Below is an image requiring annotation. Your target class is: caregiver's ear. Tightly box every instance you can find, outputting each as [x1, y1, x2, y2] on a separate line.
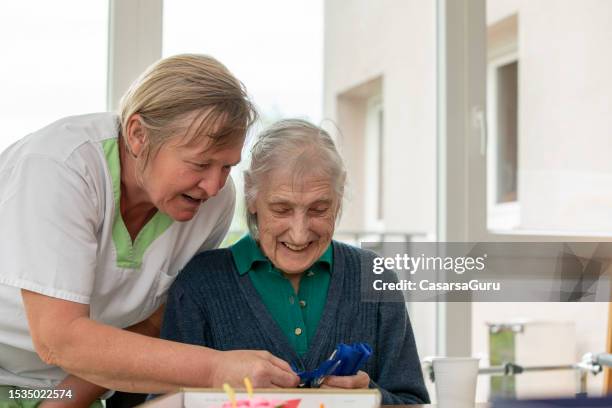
[125, 113, 148, 157]
[247, 201, 257, 214]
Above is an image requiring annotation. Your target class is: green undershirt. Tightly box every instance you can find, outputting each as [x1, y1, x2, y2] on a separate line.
[230, 234, 332, 356]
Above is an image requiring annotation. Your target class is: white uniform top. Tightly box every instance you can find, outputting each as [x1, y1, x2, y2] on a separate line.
[0, 113, 235, 388]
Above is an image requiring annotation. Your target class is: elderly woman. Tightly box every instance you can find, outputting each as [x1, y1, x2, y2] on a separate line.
[160, 119, 430, 405]
[0, 54, 298, 407]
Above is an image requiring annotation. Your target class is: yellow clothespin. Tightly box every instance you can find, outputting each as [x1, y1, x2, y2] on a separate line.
[244, 377, 254, 399]
[223, 383, 237, 408]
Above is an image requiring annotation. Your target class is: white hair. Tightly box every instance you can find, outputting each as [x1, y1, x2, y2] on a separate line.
[244, 119, 347, 239]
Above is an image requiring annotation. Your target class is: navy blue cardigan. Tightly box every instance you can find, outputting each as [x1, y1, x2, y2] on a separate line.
[160, 241, 430, 405]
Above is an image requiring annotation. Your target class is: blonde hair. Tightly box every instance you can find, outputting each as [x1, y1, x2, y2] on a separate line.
[118, 53, 257, 173]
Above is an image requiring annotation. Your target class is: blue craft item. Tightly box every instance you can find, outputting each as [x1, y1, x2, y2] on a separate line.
[333, 343, 372, 376]
[293, 342, 372, 388]
[312, 354, 342, 388]
[293, 357, 338, 388]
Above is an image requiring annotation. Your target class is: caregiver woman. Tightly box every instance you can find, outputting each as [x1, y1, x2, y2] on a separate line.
[0, 54, 299, 404]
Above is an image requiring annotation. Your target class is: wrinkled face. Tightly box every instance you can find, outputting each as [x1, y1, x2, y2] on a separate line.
[142, 136, 243, 222]
[249, 171, 339, 275]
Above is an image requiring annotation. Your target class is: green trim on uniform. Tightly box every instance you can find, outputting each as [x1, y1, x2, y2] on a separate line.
[102, 138, 173, 269]
[230, 234, 332, 356]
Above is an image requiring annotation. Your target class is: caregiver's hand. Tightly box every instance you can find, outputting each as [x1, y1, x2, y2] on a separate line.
[321, 370, 370, 389]
[209, 350, 299, 388]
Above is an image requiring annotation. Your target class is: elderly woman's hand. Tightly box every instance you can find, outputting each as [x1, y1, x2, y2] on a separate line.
[321, 370, 370, 389]
[209, 349, 300, 388]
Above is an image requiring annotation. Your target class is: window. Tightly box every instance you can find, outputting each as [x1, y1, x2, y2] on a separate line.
[162, 0, 323, 242]
[438, 0, 611, 400]
[335, 76, 385, 237]
[162, 0, 323, 124]
[487, 14, 519, 230]
[365, 96, 385, 230]
[0, 1, 108, 152]
[493, 61, 518, 204]
[482, 5, 612, 236]
[463, 1, 612, 400]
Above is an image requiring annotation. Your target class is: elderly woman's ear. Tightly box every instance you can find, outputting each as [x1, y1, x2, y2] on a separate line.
[334, 201, 342, 218]
[124, 113, 148, 157]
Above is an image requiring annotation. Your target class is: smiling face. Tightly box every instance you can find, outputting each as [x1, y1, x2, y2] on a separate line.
[249, 170, 339, 275]
[123, 111, 244, 222]
[140, 137, 243, 222]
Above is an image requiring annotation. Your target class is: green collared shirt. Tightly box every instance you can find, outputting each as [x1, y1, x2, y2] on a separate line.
[230, 234, 332, 356]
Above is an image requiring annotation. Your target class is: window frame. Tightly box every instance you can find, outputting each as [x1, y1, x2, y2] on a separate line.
[106, 0, 163, 110]
[364, 95, 385, 231]
[487, 52, 520, 231]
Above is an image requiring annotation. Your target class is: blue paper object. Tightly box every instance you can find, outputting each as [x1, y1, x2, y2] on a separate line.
[294, 343, 372, 388]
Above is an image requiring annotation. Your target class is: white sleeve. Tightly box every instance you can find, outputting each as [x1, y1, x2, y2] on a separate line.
[197, 176, 236, 253]
[0, 156, 98, 304]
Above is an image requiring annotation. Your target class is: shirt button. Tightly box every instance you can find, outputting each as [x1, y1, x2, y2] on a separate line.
[307, 271, 315, 277]
[289, 296, 295, 304]
[299, 300, 307, 308]
[294, 327, 303, 336]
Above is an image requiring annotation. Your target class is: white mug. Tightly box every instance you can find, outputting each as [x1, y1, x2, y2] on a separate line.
[432, 357, 480, 408]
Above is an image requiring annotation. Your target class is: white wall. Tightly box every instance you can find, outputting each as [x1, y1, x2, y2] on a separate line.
[487, 0, 612, 233]
[324, 0, 438, 364]
[324, 0, 436, 236]
[517, 0, 612, 233]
